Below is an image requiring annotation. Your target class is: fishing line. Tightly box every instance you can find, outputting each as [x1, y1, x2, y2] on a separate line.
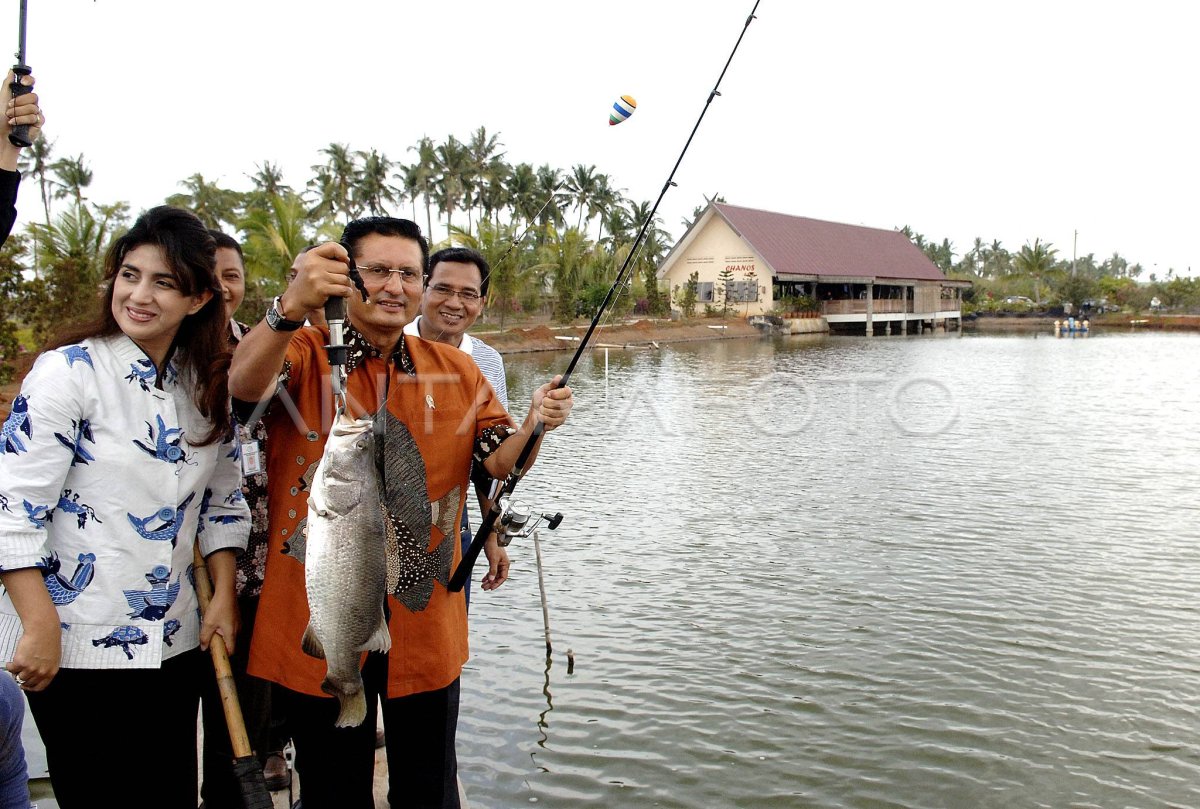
[449, 0, 762, 591]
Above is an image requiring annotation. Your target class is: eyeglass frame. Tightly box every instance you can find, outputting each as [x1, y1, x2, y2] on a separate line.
[357, 265, 423, 286]
[425, 282, 483, 304]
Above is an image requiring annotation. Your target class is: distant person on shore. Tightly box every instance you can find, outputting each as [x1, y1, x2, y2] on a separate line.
[0, 206, 249, 808]
[403, 246, 511, 607]
[1, 70, 45, 244]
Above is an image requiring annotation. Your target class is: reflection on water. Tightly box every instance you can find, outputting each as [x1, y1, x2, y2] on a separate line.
[459, 331, 1200, 809]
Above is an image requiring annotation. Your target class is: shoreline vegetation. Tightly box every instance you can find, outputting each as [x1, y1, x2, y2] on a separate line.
[3, 314, 1196, 419]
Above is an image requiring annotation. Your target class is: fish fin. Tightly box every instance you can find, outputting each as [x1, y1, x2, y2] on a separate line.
[431, 484, 462, 537]
[333, 689, 367, 728]
[300, 623, 326, 660]
[359, 613, 392, 654]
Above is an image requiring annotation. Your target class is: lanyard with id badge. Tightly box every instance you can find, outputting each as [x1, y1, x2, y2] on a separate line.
[239, 423, 263, 477]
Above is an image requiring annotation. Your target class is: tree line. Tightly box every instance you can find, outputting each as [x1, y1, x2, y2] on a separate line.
[0, 126, 676, 381]
[903, 227, 1199, 314]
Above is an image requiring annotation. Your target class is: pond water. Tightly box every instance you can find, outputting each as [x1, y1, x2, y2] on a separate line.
[457, 330, 1200, 809]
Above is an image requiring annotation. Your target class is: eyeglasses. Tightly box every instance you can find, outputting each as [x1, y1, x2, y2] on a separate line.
[427, 283, 482, 303]
[359, 266, 422, 285]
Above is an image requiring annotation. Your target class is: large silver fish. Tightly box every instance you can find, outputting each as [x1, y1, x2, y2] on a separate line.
[301, 413, 390, 727]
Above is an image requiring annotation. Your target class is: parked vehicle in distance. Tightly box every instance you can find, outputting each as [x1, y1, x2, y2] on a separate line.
[1002, 296, 1035, 307]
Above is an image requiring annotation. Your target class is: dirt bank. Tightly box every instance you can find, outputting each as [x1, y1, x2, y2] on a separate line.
[476, 317, 761, 354]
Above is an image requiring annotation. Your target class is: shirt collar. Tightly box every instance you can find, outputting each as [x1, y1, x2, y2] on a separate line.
[344, 322, 415, 376]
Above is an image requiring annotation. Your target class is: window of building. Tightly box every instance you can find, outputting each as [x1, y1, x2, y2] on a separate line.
[697, 282, 715, 303]
[725, 280, 758, 302]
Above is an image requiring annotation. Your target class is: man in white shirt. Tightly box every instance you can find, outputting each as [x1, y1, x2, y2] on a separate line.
[402, 247, 509, 603]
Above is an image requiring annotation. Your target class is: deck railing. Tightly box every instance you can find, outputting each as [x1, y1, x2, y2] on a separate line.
[820, 299, 961, 316]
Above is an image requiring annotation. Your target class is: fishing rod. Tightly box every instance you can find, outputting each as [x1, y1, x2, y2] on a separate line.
[8, 0, 33, 147]
[448, 1, 761, 591]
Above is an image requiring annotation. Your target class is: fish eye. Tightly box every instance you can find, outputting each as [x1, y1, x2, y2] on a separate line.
[355, 439, 368, 450]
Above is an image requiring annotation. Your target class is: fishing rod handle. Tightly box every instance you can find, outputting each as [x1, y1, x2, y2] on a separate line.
[448, 507, 501, 592]
[324, 292, 346, 323]
[8, 65, 32, 148]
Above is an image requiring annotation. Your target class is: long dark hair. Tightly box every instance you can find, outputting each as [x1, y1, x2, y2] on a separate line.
[49, 205, 232, 445]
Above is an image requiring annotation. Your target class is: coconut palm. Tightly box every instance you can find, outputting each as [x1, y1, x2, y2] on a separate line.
[506, 163, 539, 228]
[533, 165, 566, 231]
[467, 126, 505, 232]
[246, 161, 293, 209]
[353, 148, 397, 216]
[165, 173, 243, 231]
[1012, 239, 1058, 305]
[308, 143, 358, 223]
[50, 153, 93, 209]
[239, 190, 314, 299]
[564, 164, 598, 231]
[588, 173, 624, 243]
[477, 158, 511, 233]
[407, 136, 439, 239]
[17, 135, 54, 224]
[432, 136, 472, 244]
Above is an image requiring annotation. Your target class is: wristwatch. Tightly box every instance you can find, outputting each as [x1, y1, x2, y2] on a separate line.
[265, 296, 305, 332]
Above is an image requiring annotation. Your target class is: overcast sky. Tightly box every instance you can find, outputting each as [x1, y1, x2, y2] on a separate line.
[6, 0, 1196, 277]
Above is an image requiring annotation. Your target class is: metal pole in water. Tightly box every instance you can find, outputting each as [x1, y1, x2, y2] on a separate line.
[533, 529, 553, 656]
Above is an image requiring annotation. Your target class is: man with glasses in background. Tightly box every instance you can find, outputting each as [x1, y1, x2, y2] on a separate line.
[404, 247, 510, 608]
[229, 217, 573, 808]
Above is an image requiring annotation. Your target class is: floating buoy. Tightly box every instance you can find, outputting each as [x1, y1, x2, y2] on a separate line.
[609, 95, 637, 125]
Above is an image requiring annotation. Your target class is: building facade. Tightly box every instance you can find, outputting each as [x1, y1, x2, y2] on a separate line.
[658, 202, 970, 335]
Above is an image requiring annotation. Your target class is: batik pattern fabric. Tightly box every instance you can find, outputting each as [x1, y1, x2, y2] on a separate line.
[0, 335, 250, 669]
[230, 321, 271, 599]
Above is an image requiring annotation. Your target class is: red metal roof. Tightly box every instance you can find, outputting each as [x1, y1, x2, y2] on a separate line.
[713, 203, 947, 282]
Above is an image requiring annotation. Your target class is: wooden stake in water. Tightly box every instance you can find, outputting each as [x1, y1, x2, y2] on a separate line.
[533, 529, 553, 657]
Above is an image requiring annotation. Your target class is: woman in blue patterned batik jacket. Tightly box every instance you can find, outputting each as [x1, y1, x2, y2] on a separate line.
[0, 205, 250, 808]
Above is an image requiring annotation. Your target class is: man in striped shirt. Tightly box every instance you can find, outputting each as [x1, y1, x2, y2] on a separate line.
[403, 247, 509, 605]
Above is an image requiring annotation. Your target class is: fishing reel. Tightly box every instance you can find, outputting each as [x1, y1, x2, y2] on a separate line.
[494, 495, 562, 547]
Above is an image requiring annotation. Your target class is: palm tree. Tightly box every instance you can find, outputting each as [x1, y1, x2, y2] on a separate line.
[564, 164, 598, 231]
[588, 173, 624, 243]
[467, 126, 505, 234]
[239, 190, 314, 299]
[50, 154, 93, 209]
[353, 148, 397, 216]
[983, 239, 1010, 278]
[407, 136, 439, 239]
[432, 136, 472, 244]
[247, 161, 292, 202]
[165, 173, 243, 230]
[17, 135, 54, 224]
[1013, 239, 1058, 305]
[477, 158, 511, 233]
[308, 143, 358, 223]
[506, 163, 539, 228]
[395, 161, 423, 224]
[533, 165, 566, 231]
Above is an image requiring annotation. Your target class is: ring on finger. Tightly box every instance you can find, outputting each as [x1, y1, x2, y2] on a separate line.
[13, 674, 25, 686]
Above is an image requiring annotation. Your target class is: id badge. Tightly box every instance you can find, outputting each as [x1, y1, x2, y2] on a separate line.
[240, 438, 263, 477]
